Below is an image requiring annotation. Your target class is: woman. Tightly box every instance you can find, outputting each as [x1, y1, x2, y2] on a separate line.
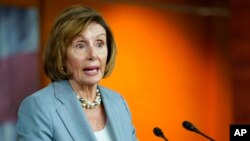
[16, 5, 137, 141]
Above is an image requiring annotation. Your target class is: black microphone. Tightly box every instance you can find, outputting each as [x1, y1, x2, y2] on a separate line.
[182, 121, 215, 141]
[153, 127, 168, 141]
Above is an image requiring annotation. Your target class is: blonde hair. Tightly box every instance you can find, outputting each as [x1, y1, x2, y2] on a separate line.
[44, 5, 116, 81]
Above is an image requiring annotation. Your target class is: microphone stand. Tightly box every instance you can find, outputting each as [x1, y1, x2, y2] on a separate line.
[161, 135, 168, 141]
[196, 130, 215, 141]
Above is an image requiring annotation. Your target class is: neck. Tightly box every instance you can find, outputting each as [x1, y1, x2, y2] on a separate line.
[68, 80, 98, 100]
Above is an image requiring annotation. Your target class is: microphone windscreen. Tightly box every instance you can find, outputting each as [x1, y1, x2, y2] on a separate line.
[182, 121, 197, 132]
[153, 127, 163, 137]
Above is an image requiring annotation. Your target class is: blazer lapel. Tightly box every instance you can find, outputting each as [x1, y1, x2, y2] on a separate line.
[100, 87, 123, 141]
[54, 80, 96, 141]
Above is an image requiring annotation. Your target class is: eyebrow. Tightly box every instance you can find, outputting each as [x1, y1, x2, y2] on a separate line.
[73, 32, 106, 43]
[75, 32, 106, 39]
[96, 33, 106, 38]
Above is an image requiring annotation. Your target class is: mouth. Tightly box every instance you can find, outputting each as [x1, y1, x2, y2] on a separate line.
[83, 66, 100, 75]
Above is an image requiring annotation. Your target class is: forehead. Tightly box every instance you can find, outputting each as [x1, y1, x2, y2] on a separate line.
[79, 22, 106, 37]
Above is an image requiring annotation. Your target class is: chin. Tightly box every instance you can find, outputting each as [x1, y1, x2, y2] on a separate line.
[82, 78, 102, 86]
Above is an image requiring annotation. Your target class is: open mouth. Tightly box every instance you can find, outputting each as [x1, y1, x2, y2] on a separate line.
[83, 66, 99, 75]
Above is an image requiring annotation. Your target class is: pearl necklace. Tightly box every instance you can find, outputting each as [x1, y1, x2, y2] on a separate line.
[77, 88, 102, 109]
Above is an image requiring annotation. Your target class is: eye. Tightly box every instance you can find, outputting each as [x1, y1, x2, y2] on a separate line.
[75, 42, 86, 49]
[96, 40, 105, 48]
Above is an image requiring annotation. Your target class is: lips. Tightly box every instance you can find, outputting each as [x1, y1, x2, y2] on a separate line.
[83, 66, 99, 75]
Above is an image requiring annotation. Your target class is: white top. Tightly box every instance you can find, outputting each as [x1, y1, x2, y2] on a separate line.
[94, 124, 112, 141]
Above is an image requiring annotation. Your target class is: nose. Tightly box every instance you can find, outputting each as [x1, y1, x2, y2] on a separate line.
[87, 46, 97, 61]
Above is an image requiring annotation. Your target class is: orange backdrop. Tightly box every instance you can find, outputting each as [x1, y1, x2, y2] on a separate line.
[98, 4, 232, 141]
[0, 0, 232, 140]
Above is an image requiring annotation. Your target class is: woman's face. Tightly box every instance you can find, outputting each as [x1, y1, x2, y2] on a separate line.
[66, 22, 108, 86]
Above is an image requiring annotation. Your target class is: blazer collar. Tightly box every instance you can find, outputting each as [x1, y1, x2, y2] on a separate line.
[53, 80, 96, 141]
[53, 80, 124, 141]
[99, 87, 121, 141]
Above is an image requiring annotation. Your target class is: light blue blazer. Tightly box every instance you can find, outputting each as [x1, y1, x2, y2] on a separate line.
[16, 80, 137, 141]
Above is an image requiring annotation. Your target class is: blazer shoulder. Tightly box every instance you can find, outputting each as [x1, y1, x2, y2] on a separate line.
[98, 85, 130, 113]
[28, 82, 54, 97]
[98, 85, 123, 99]
[19, 83, 57, 110]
